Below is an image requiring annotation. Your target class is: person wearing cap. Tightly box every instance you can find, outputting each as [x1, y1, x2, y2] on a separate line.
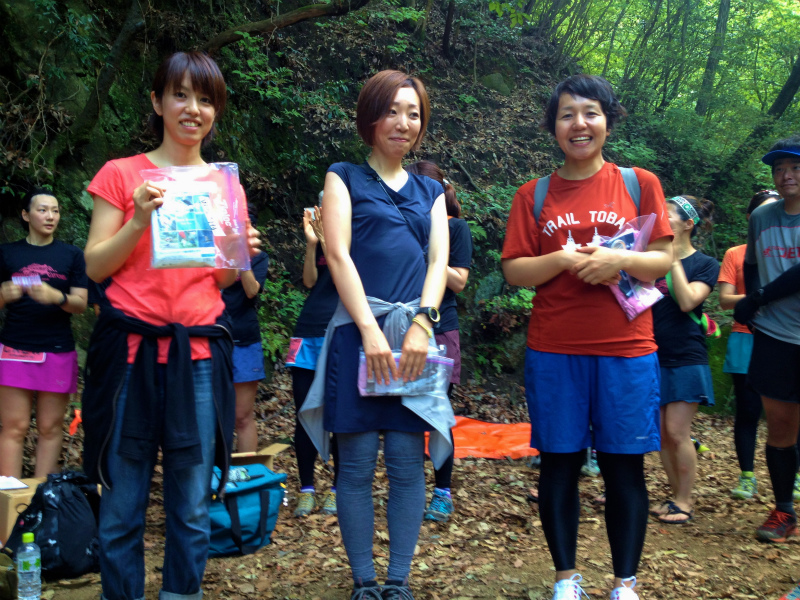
[734, 135, 800, 543]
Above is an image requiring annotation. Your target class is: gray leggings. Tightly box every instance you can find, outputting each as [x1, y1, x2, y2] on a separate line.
[336, 430, 426, 583]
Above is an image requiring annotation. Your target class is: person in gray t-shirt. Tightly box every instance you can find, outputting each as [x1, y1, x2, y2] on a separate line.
[735, 135, 800, 544]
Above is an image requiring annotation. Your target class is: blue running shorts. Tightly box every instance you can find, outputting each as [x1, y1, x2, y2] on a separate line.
[232, 342, 266, 383]
[524, 348, 661, 454]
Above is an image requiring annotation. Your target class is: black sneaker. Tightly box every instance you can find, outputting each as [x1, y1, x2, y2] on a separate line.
[351, 581, 382, 600]
[381, 582, 415, 600]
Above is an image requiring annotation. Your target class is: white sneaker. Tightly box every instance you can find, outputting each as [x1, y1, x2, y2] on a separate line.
[610, 576, 639, 600]
[552, 574, 590, 600]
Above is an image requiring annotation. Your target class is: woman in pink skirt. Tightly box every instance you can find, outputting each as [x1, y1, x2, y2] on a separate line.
[0, 188, 88, 477]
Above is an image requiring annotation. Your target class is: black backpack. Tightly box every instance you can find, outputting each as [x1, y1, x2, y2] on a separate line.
[6, 471, 101, 580]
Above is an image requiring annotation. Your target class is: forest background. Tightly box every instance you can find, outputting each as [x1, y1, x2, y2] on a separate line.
[1, 0, 799, 410]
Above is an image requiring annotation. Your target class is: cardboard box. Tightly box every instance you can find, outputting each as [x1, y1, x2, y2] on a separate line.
[0, 477, 46, 544]
[230, 443, 289, 471]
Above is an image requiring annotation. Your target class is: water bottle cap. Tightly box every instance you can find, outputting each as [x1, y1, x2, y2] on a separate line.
[22, 532, 34, 543]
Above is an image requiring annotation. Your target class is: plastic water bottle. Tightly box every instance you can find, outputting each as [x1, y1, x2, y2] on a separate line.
[16, 532, 41, 600]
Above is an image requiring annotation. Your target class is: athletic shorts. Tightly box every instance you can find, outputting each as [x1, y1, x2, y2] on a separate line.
[285, 337, 324, 370]
[0, 345, 78, 394]
[524, 348, 661, 454]
[434, 329, 461, 384]
[748, 330, 800, 403]
[232, 342, 266, 383]
[659, 364, 715, 407]
[723, 331, 754, 375]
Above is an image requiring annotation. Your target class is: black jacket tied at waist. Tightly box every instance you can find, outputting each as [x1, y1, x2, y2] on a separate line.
[81, 303, 235, 493]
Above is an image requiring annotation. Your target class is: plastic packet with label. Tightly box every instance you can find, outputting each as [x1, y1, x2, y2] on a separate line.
[140, 162, 250, 270]
[598, 213, 663, 320]
[357, 345, 454, 397]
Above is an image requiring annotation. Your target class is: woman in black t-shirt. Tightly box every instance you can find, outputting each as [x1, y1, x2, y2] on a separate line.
[405, 161, 472, 524]
[287, 199, 340, 517]
[651, 195, 718, 524]
[0, 188, 88, 477]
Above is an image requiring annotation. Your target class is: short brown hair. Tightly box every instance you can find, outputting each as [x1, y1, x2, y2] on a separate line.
[148, 52, 227, 146]
[356, 70, 430, 151]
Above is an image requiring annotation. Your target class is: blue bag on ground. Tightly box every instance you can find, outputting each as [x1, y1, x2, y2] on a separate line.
[208, 463, 286, 557]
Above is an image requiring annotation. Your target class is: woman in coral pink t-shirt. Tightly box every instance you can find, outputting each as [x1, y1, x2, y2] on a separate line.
[83, 52, 260, 600]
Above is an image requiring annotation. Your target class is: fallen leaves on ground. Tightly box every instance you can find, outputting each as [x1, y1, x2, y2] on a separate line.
[33, 372, 799, 599]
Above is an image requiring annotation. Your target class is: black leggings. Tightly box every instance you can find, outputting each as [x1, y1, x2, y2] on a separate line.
[539, 451, 648, 578]
[733, 373, 800, 472]
[733, 373, 763, 472]
[292, 367, 339, 489]
[433, 384, 455, 489]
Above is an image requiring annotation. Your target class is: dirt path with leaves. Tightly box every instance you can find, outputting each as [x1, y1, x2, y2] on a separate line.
[42, 373, 798, 600]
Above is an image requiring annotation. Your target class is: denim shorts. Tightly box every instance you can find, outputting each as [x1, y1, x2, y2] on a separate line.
[659, 364, 715, 407]
[232, 342, 265, 383]
[524, 348, 661, 454]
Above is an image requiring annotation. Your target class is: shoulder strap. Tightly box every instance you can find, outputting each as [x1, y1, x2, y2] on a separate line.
[532, 175, 551, 223]
[619, 167, 641, 213]
[532, 167, 641, 224]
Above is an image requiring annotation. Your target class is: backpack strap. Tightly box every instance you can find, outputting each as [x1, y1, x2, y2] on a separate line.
[619, 167, 641, 213]
[532, 175, 551, 224]
[532, 167, 641, 224]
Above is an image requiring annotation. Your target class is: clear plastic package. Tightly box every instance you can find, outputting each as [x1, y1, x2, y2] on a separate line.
[140, 163, 251, 270]
[358, 345, 454, 397]
[598, 213, 663, 320]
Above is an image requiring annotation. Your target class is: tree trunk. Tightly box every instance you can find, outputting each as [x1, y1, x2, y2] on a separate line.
[415, 0, 435, 43]
[442, 0, 455, 58]
[50, 0, 145, 166]
[202, 0, 372, 53]
[695, 0, 730, 116]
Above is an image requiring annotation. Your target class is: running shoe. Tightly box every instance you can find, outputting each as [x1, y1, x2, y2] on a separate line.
[610, 576, 639, 600]
[692, 438, 710, 454]
[294, 491, 316, 517]
[794, 473, 800, 502]
[552, 574, 590, 600]
[780, 584, 800, 600]
[581, 449, 600, 477]
[381, 583, 415, 599]
[731, 472, 758, 499]
[320, 491, 337, 515]
[424, 489, 454, 522]
[756, 509, 797, 543]
[351, 582, 383, 600]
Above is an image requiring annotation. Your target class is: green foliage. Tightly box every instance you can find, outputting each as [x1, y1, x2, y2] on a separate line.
[259, 271, 307, 364]
[458, 94, 479, 105]
[488, 0, 532, 27]
[386, 32, 411, 54]
[368, 0, 426, 23]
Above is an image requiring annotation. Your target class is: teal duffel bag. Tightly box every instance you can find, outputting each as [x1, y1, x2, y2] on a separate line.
[208, 464, 287, 557]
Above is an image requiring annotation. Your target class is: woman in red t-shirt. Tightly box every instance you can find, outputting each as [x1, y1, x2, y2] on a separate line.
[502, 75, 672, 600]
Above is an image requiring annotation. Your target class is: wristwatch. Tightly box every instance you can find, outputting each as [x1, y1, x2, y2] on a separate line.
[58, 291, 68, 306]
[414, 306, 440, 323]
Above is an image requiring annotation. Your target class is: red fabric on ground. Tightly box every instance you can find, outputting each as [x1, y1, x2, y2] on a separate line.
[427, 416, 539, 460]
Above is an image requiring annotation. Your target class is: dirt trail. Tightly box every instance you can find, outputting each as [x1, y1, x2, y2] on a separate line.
[40, 376, 799, 599]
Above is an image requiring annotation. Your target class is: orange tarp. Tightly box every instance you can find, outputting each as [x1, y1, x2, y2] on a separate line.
[426, 416, 539, 460]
